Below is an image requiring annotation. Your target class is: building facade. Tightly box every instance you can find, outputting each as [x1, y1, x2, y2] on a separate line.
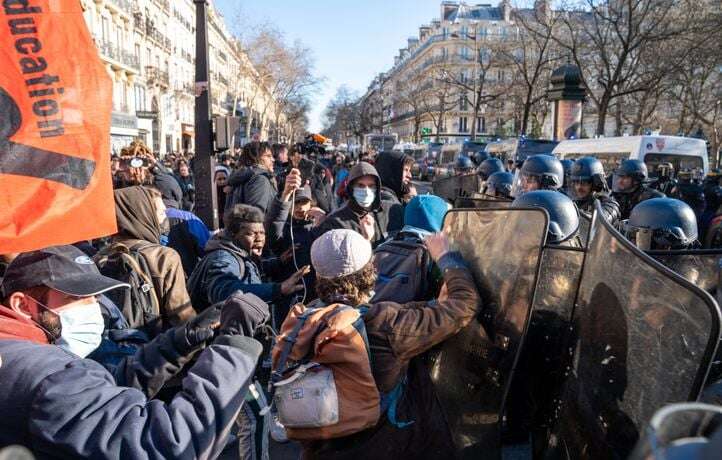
[81, 0, 290, 156]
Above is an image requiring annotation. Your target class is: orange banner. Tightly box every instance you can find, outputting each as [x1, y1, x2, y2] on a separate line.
[0, 0, 115, 253]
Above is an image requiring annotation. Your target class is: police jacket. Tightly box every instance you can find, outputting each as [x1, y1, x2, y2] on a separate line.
[613, 186, 665, 220]
[302, 252, 481, 459]
[576, 192, 621, 224]
[0, 305, 262, 459]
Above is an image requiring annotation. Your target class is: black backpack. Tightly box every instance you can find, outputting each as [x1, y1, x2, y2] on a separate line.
[95, 242, 161, 337]
[370, 235, 432, 304]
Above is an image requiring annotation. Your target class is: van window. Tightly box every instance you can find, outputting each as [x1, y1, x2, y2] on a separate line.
[561, 152, 628, 175]
[643, 154, 703, 178]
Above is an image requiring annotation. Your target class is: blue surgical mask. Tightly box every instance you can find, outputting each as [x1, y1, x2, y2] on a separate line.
[353, 186, 376, 208]
[33, 298, 104, 358]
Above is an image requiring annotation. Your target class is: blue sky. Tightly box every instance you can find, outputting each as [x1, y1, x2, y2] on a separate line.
[214, 0, 445, 133]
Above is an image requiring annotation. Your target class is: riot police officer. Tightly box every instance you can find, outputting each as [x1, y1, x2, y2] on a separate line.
[511, 154, 564, 197]
[483, 171, 514, 199]
[622, 198, 698, 250]
[512, 190, 580, 245]
[477, 158, 505, 181]
[473, 151, 490, 166]
[455, 155, 475, 175]
[568, 157, 621, 223]
[611, 159, 665, 220]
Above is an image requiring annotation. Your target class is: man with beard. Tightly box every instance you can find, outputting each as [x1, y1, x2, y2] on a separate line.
[187, 204, 309, 312]
[0, 245, 268, 459]
[368, 152, 414, 235]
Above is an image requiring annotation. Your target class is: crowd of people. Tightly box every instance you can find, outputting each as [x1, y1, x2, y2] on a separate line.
[2, 134, 722, 459]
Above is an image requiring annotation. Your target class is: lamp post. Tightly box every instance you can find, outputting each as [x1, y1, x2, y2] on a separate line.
[193, 0, 218, 229]
[547, 62, 587, 141]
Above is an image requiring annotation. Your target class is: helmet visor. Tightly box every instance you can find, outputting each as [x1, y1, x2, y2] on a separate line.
[511, 171, 541, 198]
[612, 173, 637, 194]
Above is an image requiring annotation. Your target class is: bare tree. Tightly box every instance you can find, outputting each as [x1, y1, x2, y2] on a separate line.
[420, 60, 459, 142]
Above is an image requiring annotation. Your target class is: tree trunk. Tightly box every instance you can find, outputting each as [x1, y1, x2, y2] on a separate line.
[596, 93, 611, 136]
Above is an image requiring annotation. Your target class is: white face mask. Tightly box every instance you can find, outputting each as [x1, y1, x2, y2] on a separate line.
[353, 186, 376, 208]
[33, 298, 104, 358]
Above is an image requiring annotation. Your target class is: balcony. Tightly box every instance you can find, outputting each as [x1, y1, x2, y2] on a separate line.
[94, 37, 140, 72]
[108, 0, 133, 13]
[145, 66, 169, 88]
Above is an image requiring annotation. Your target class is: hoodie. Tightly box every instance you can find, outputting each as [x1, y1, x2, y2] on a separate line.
[187, 231, 280, 311]
[316, 162, 391, 247]
[374, 152, 412, 234]
[0, 305, 48, 344]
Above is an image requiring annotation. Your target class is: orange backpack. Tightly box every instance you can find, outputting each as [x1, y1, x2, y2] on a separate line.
[271, 302, 380, 440]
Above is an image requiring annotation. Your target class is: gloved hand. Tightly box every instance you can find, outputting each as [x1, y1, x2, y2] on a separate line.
[218, 291, 270, 337]
[174, 304, 221, 354]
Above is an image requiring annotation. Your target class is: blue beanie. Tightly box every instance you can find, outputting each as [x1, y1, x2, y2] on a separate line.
[403, 195, 449, 233]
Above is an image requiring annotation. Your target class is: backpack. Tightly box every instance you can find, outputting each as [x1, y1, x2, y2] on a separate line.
[371, 236, 431, 304]
[271, 302, 412, 440]
[95, 242, 161, 337]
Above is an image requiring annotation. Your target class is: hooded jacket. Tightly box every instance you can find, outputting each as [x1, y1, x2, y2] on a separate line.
[375, 152, 412, 234]
[316, 162, 390, 247]
[187, 231, 281, 311]
[109, 186, 195, 330]
[227, 165, 278, 214]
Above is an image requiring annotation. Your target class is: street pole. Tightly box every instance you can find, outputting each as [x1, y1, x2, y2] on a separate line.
[193, 0, 218, 229]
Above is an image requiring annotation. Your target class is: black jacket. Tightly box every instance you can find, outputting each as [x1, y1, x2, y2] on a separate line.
[316, 162, 391, 247]
[227, 165, 278, 214]
[375, 152, 411, 234]
[576, 192, 621, 224]
[613, 185, 665, 220]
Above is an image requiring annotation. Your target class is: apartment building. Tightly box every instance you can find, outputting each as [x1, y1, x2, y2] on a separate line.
[81, 0, 289, 156]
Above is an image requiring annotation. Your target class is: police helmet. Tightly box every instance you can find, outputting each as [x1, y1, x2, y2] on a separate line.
[511, 154, 564, 197]
[512, 190, 579, 243]
[473, 151, 490, 166]
[484, 171, 514, 199]
[477, 158, 505, 181]
[455, 155, 475, 173]
[613, 159, 648, 193]
[570, 157, 608, 196]
[623, 198, 698, 250]
[560, 159, 574, 183]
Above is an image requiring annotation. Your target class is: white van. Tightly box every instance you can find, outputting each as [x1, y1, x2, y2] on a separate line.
[552, 136, 708, 178]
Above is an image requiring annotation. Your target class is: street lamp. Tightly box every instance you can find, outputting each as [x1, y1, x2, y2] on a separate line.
[193, 0, 218, 229]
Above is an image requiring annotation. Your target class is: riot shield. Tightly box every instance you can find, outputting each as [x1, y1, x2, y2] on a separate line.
[454, 194, 512, 209]
[430, 208, 548, 459]
[547, 202, 721, 460]
[432, 173, 481, 203]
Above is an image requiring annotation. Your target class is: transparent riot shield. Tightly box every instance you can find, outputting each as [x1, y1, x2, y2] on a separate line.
[454, 195, 512, 209]
[646, 249, 722, 386]
[547, 202, 721, 460]
[432, 173, 481, 203]
[429, 208, 548, 459]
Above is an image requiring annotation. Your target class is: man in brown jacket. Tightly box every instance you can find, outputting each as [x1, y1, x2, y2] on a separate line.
[100, 186, 196, 335]
[285, 228, 481, 459]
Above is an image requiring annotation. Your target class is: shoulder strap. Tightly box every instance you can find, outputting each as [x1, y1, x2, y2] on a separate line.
[272, 306, 320, 382]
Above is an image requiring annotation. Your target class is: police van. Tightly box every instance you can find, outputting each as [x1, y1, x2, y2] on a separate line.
[552, 135, 709, 178]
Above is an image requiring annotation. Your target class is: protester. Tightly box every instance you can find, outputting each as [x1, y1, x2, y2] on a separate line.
[97, 186, 195, 336]
[273, 143, 290, 192]
[310, 163, 337, 214]
[174, 159, 196, 211]
[272, 229, 481, 459]
[0, 245, 268, 459]
[215, 166, 231, 227]
[316, 162, 391, 246]
[374, 151, 415, 234]
[227, 141, 278, 214]
[187, 204, 309, 312]
[289, 143, 316, 184]
[153, 173, 211, 276]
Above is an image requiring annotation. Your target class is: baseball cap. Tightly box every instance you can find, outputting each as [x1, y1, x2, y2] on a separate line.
[294, 186, 313, 203]
[1, 245, 129, 298]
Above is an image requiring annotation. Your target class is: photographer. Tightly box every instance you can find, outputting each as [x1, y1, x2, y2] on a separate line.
[226, 142, 278, 214]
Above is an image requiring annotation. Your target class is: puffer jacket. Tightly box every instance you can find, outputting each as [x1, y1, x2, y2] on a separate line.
[227, 165, 278, 214]
[0, 304, 263, 459]
[300, 252, 481, 459]
[187, 231, 281, 311]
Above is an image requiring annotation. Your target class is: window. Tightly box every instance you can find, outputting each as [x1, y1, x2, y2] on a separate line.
[460, 26, 468, 38]
[459, 46, 470, 58]
[477, 117, 485, 133]
[459, 96, 468, 111]
[101, 16, 110, 41]
[442, 27, 449, 39]
[458, 117, 468, 133]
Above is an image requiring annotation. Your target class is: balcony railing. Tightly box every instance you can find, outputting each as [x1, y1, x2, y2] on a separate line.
[95, 37, 140, 71]
[145, 66, 169, 87]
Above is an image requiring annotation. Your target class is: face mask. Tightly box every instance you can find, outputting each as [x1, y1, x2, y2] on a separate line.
[33, 298, 104, 358]
[353, 187, 376, 208]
